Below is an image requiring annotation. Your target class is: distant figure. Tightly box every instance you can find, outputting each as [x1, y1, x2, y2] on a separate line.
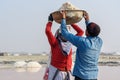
[60, 11, 103, 80]
[44, 13, 84, 80]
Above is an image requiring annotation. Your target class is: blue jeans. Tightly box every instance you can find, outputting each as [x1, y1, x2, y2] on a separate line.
[75, 76, 97, 80]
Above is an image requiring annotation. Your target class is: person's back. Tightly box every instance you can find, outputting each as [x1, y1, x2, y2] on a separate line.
[73, 36, 102, 79]
[60, 11, 103, 80]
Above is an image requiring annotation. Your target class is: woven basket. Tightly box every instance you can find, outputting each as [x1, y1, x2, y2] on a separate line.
[51, 10, 84, 25]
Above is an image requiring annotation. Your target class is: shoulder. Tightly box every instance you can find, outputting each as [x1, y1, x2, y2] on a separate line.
[97, 37, 103, 43]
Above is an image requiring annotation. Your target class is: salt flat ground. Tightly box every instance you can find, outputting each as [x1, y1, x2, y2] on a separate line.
[0, 55, 120, 80]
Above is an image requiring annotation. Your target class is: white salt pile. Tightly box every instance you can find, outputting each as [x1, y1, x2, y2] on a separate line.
[52, 2, 84, 24]
[58, 2, 80, 10]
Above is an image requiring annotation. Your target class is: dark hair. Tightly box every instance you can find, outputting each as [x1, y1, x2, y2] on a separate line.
[87, 22, 100, 37]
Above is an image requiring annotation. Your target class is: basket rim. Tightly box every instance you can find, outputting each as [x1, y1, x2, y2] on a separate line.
[51, 10, 85, 14]
[51, 10, 85, 24]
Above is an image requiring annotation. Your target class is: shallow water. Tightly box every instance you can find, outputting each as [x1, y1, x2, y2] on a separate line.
[98, 66, 120, 80]
[0, 67, 44, 80]
[0, 66, 120, 80]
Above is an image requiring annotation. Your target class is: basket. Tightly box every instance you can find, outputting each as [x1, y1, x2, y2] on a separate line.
[51, 10, 84, 25]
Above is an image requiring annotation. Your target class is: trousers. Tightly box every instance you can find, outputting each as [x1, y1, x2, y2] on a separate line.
[48, 65, 72, 80]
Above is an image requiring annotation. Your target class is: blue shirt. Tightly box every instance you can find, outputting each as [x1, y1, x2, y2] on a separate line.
[61, 19, 103, 79]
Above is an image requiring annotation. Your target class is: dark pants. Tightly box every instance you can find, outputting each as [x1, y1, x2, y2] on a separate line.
[75, 76, 97, 80]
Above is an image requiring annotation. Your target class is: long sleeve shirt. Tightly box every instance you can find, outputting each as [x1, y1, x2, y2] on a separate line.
[45, 21, 84, 71]
[61, 19, 103, 79]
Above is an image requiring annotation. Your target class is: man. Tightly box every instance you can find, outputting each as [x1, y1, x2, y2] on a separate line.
[44, 14, 84, 80]
[60, 11, 103, 80]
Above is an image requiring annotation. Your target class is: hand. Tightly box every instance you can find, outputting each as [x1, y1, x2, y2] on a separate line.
[48, 14, 53, 22]
[60, 10, 66, 19]
[83, 11, 89, 21]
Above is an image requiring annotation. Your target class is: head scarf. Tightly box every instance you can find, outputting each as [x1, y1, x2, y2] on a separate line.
[55, 27, 72, 56]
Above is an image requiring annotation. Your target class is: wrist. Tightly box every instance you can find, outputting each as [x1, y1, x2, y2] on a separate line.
[62, 16, 66, 19]
[62, 14, 66, 19]
[85, 20, 90, 26]
[48, 21, 53, 23]
[62, 17, 65, 19]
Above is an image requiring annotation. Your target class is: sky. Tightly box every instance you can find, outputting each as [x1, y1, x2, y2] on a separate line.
[0, 0, 120, 53]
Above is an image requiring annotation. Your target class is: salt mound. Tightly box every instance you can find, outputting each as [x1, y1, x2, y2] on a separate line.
[58, 2, 79, 10]
[52, 2, 84, 24]
[26, 61, 42, 68]
[14, 61, 27, 68]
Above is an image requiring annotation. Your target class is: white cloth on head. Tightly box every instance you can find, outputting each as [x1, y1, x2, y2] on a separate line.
[55, 26, 71, 38]
[60, 41, 72, 55]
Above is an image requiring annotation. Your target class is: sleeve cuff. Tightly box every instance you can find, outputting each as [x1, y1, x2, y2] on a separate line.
[85, 20, 90, 26]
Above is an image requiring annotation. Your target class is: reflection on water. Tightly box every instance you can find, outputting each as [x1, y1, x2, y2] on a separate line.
[14, 68, 26, 72]
[0, 66, 120, 80]
[26, 67, 41, 72]
[14, 67, 41, 72]
[0, 67, 45, 80]
[98, 66, 120, 80]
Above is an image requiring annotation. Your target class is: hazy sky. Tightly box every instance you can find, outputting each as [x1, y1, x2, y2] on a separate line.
[0, 0, 120, 53]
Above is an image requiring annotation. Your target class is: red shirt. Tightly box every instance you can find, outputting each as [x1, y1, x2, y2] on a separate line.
[45, 22, 84, 71]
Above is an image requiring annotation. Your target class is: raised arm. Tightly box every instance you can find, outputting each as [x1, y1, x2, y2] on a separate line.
[60, 11, 84, 47]
[45, 14, 56, 46]
[83, 11, 90, 26]
[71, 24, 84, 36]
